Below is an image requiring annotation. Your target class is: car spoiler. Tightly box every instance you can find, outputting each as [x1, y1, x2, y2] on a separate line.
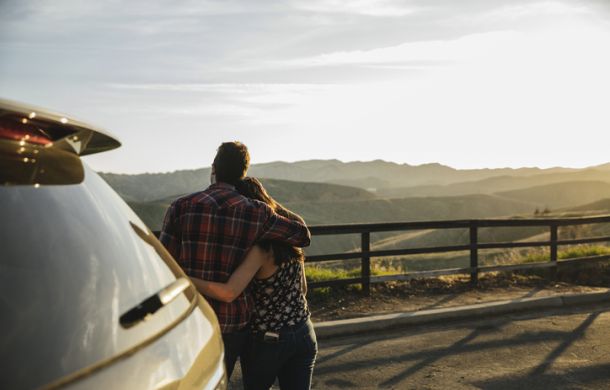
[0, 98, 121, 156]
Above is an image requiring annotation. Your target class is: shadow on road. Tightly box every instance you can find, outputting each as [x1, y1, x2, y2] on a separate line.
[420, 293, 461, 310]
[380, 325, 492, 387]
[420, 285, 547, 312]
[317, 327, 559, 376]
[474, 362, 610, 389]
[316, 338, 375, 365]
[316, 308, 606, 388]
[529, 312, 600, 377]
[522, 285, 545, 299]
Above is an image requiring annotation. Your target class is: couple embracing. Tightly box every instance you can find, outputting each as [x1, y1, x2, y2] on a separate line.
[160, 142, 316, 390]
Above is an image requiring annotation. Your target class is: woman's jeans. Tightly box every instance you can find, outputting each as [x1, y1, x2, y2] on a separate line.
[242, 319, 317, 390]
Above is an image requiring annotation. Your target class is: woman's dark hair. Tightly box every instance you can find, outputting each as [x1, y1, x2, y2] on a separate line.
[213, 141, 250, 185]
[235, 177, 304, 265]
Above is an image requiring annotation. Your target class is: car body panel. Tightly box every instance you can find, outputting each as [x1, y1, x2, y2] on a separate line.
[0, 163, 225, 389]
[63, 296, 225, 390]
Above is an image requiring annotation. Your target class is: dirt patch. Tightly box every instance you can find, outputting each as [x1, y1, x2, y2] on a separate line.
[308, 273, 608, 322]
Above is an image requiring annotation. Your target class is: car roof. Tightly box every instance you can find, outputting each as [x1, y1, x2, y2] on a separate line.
[0, 98, 121, 156]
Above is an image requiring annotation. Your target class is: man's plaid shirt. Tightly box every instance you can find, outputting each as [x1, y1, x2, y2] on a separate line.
[159, 182, 311, 333]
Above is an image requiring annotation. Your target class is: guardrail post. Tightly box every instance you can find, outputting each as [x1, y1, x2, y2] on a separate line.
[361, 231, 371, 296]
[550, 223, 558, 280]
[470, 222, 478, 286]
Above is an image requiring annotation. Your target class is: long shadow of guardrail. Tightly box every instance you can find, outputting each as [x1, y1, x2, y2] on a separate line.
[473, 362, 610, 389]
[315, 308, 604, 388]
[473, 312, 604, 389]
[317, 285, 554, 371]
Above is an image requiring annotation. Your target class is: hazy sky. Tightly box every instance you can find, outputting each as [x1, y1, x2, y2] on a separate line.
[1, 0, 610, 173]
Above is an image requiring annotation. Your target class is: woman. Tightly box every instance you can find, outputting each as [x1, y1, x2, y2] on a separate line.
[197, 177, 317, 390]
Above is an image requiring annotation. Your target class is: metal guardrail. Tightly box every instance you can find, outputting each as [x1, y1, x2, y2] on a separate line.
[154, 215, 610, 295]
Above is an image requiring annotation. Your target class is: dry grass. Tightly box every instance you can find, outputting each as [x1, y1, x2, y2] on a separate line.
[305, 246, 610, 307]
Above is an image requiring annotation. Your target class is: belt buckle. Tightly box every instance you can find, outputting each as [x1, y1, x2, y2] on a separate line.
[263, 331, 280, 343]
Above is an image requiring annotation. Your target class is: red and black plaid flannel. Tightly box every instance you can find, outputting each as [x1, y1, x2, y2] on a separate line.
[159, 182, 311, 333]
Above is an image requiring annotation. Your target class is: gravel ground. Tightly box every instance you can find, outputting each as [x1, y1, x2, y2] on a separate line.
[308, 275, 608, 322]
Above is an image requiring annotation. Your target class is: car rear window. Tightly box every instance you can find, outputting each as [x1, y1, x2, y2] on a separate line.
[0, 164, 195, 389]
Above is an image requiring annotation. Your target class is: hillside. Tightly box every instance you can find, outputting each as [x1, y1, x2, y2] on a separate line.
[259, 178, 376, 203]
[285, 194, 535, 226]
[496, 181, 610, 209]
[101, 168, 210, 202]
[126, 178, 378, 231]
[286, 194, 536, 254]
[377, 169, 610, 199]
[567, 198, 610, 214]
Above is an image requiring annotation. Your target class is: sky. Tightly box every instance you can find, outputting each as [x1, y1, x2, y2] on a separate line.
[1, 0, 610, 174]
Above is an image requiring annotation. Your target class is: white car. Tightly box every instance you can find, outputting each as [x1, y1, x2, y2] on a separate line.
[0, 99, 227, 389]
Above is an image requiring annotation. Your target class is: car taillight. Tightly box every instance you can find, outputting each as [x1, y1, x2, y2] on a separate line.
[0, 113, 76, 146]
[0, 123, 52, 145]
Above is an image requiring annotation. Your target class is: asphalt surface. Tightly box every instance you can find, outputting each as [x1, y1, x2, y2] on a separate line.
[310, 301, 610, 389]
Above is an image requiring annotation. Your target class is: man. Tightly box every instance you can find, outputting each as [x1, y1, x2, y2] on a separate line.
[159, 141, 311, 378]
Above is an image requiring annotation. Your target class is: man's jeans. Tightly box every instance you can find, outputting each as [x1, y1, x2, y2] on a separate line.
[241, 319, 317, 390]
[222, 328, 249, 379]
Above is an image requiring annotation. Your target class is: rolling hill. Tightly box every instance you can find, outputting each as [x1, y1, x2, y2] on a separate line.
[285, 194, 535, 226]
[377, 169, 610, 199]
[101, 168, 210, 202]
[259, 178, 376, 203]
[566, 198, 610, 214]
[286, 194, 536, 254]
[496, 181, 610, 209]
[126, 178, 379, 232]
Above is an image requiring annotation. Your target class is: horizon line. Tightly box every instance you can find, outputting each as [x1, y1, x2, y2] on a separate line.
[91, 158, 609, 176]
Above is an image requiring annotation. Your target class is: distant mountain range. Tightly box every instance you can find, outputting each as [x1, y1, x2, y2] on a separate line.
[246, 159, 577, 189]
[101, 159, 602, 202]
[496, 181, 610, 209]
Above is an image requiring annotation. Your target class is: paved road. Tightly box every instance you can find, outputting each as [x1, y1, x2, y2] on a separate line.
[309, 302, 610, 389]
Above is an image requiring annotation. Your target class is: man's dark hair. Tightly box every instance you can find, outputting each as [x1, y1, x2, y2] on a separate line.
[213, 141, 250, 185]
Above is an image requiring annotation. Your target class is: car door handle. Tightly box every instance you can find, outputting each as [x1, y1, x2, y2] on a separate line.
[120, 277, 190, 328]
